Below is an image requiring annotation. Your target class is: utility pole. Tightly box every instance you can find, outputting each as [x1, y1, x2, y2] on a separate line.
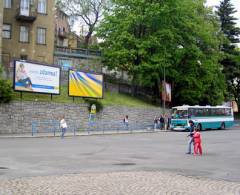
[163, 65, 166, 115]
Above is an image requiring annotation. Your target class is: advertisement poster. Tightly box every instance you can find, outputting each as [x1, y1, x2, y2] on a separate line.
[14, 60, 60, 94]
[162, 81, 171, 102]
[69, 70, 103, 98]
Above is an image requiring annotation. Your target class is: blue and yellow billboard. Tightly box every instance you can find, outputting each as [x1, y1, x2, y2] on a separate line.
[68, 70, 103, 98]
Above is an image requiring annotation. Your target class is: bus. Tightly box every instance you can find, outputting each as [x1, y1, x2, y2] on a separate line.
[170, 105, 234, 131]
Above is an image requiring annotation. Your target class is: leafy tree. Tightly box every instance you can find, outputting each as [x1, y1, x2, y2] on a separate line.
[98, 0, 225, 105]
[56, 0, 110, 48]
[0, 64, 12, 103]
[216, 0, 240, 106]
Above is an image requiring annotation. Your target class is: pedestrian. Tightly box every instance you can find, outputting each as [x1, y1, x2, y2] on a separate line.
[123, 115, 129, 130]
[60, 116, 67, 138]
[160, 115, 165, 130]
[186, 120, 194, 154]
[154, 116, 158, 130]
[193, 128, 203, 156]
[167, 114, 171, 130]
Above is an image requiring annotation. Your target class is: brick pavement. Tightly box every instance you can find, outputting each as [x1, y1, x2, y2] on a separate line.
[0, 171, 240, 195]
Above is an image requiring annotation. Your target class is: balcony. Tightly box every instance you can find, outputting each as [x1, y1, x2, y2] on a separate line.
[58, 30, 68, 38]
[54, 46, 102, 59]
[16, 6, 37, 22]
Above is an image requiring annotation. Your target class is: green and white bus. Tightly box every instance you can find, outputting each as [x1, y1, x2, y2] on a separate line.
[170, 105, 234, 131]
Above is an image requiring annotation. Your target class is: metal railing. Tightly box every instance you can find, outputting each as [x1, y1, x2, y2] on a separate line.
[54, 46, 101, 57]
[31, 120, 155, 136]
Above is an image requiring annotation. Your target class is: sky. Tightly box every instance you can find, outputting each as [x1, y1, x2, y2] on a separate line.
[206, 0, 240, 27]
[73, 0, 240, 35]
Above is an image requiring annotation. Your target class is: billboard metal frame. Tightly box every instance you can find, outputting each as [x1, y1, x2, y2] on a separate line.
[68, 69, 104, 99]
[13, 60, 61, 95]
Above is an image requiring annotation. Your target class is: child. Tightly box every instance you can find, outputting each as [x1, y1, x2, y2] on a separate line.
[193, 128, 202, 155]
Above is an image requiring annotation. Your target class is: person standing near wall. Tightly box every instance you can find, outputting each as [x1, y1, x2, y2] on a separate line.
[60, 116, 67, 138]
[160, 115, 165, 130]
[123, 115, 129, 130]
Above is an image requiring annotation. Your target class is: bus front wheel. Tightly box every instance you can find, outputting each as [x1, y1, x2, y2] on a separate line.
[197, 124, 202, 131]
[220, 122, 225, 130]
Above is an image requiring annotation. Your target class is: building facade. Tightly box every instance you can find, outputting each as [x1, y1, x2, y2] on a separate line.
[0, 1, 3, 65]
[55, 8, 70, 47]
[2, 0, 55, 70]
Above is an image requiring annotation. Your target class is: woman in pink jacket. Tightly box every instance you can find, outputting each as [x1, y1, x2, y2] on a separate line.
[193, 128, 202, 156]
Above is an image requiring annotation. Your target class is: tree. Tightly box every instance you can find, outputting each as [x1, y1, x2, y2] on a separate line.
[56, 0, 110, 48]
[98, 0, 226, 105]
[216, 0, 240, 106]
[0, 64, 12, 103]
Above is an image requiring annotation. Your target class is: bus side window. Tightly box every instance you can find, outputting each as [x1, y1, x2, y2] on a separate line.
[225, 108, 231, 116]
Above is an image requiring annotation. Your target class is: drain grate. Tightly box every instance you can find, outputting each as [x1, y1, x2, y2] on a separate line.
[113, 163, 136, 166]
[0, 167, 8, 170]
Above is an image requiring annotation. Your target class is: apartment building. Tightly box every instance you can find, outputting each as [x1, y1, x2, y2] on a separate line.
[0, 1, 3, 65]
[55, 8, 70, 47]
[2, 0, 55, 69]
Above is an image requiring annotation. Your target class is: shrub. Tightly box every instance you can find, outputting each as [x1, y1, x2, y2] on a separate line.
[84, 98, 103, 113]
[0, 79, 13, 103]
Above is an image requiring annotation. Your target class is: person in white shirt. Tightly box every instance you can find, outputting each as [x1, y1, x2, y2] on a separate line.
[123, 115, 129, 130]
[60, 116, 67, 138]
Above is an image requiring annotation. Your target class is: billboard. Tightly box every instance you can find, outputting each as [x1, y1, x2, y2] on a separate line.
[69, 70, 103, 98]
[14, 60, 60, 94]
[162, 81, 171, 102]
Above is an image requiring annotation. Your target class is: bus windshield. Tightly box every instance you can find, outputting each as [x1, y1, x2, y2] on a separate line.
[171, 109, 188, 119]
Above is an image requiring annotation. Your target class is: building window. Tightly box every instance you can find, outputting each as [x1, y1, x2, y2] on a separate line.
[37, 27, 46, 44]
[4, 0, 11, 8]
[20, 55, 28, 60]
[3, 24, 11, 39]
[38, 0, 47, 14]
[20, 26, 29, 43]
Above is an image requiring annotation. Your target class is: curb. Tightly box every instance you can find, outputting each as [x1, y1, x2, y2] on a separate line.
[0, 129, 172, 139]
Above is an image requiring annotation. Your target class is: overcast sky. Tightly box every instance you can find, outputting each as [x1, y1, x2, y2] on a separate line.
[74, 0, 240, 35]
[206, 0, 240, 27]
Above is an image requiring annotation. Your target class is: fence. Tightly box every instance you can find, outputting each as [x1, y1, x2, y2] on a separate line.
[31, 120, 155, 136]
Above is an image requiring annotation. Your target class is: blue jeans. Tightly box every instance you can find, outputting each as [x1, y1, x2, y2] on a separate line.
[61, 128, 66, 138]
[188, 138, 194, 153]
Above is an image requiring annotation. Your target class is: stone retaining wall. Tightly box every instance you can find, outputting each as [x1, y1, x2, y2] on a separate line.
[0, 101, 166, 134]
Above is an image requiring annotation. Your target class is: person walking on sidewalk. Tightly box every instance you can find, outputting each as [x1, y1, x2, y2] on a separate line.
[60, 116, 67, 138]
[186, 120, 194, 154]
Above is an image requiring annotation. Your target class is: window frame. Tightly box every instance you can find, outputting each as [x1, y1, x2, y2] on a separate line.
[36, 27, 47, 45]
[4, 0, 12, 9]
[19, 25, 30, 43]
[3, 23, 12, 39]
[37, 0, 47, 14]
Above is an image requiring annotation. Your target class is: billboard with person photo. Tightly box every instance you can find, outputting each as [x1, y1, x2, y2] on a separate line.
[14, 60, 60, 94]
[162, 81, 171, 102]
[68, 70, 103, 98]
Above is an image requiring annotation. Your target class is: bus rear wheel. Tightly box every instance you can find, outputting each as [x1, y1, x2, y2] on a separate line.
[220, 122, 225, 130]
[197, 124, 202, 131]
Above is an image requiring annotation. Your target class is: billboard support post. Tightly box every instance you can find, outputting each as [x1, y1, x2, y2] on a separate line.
[20, 92, 23, 100]
[51, 94, 53, 101]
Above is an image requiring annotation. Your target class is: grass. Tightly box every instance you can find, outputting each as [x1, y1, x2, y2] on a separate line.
[12, 85, 157, 108]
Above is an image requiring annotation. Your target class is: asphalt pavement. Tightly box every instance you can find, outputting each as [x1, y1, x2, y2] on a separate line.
[0, 128, 240, 194]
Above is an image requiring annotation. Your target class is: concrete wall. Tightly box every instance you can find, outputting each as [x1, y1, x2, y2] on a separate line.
[0, 101, 164, 134]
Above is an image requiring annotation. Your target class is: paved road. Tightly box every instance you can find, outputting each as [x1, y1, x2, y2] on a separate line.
[0, 129, 240, 194]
